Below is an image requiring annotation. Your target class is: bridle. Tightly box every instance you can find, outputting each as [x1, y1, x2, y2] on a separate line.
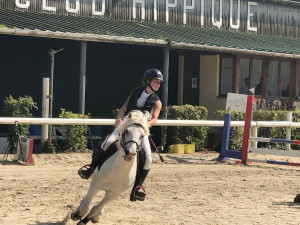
[120, 123, 144, 156]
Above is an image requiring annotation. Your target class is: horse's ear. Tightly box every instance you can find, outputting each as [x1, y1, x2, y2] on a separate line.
[143, 111, 150, 119]
[128, 112, 132, 118]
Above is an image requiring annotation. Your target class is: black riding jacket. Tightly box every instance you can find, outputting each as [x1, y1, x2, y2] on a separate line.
[125, 87, 160, 116]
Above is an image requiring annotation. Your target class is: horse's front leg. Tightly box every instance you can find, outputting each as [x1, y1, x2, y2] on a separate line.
[72, 181, 101, 220]
[85, 191, 121, 223]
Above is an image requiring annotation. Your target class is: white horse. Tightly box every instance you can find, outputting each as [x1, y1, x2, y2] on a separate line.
[71, 110, 150, 225]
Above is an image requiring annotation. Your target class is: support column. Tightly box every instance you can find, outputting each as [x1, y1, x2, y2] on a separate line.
[161, 47, 170, 147]
[41, 78, 50, 142]
[178, 55, 184, 105]
[79, 42, 87, 115]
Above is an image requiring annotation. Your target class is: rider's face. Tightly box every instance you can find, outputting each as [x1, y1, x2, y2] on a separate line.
[149, 79, 161, 91]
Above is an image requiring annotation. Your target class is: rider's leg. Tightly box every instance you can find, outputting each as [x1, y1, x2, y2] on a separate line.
[100, 128, 119, 151]
[130, 135, 152, 201]
[89, 128, 120, 170]
[78, 129, 120, 179]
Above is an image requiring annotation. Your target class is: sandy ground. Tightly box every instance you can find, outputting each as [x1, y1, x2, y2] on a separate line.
[0, 151, 299, 225]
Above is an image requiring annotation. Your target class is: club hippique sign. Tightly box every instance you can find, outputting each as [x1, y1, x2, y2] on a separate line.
[13, 0, 269, 32]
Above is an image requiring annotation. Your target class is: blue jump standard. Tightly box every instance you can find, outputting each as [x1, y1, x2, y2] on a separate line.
[216, 113, 241, 162]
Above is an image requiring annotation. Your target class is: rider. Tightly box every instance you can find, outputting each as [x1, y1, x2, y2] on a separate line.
[78, 68, 163, 201]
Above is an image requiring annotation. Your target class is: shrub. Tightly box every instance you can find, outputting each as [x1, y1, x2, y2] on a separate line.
[166, 105, 208, 151]
[3, 95, 37, 153]
[291, 111, 300, 150]
[39, 140, 56, 153]
[58, 109, 90, 152]
[253, 110, 286, 149]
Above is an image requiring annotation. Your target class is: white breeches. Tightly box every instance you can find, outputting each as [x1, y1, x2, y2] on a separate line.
[101, 129, 152, 170]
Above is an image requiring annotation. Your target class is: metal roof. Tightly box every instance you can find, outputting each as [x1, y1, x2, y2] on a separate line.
[1, 8, 300, 58]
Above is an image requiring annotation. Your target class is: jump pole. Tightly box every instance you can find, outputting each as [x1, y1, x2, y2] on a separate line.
[216, 94, 254, 162]
[216, 108, 242, 162]
[247, 137, 300, 167]
[25, 139, 34, 166]
[239, 95, 255, 164]
[241, 98, 300, 167]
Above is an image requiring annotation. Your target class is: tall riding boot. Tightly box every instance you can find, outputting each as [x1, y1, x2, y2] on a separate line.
[78, 147, 106, 180]
[130, 169, 149, 201]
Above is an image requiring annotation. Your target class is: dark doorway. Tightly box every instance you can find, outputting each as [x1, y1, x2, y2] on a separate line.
[183, 53, 199, 105]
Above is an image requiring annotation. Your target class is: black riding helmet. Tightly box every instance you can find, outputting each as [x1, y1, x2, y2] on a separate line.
[143, 69, 163, 82]
[143, 69, 163, 92]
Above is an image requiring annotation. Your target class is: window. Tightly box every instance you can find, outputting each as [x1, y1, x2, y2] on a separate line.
[269, 61, 278, 97]
[281, 62, 290, 97]
[252, 59, 262, 94]
[220, 58, 233, 95]
[268, 61, 291, 97]
[239, 59, 249, 94]
[239, 58, 262, 95]
[219, 56, 291, 97]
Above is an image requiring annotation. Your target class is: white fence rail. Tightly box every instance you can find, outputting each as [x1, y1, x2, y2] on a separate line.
[1, 117, 300, 150]
[1, 117, 300, 127]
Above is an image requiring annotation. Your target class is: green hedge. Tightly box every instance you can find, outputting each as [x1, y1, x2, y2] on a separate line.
[3, 95, 37, 153]
[57, 109, 90, 152]
[215, 110, 245, 151]
[166, 105, 208, 151]
[291, 111, 300, 150]
[216, 110, 300, 150]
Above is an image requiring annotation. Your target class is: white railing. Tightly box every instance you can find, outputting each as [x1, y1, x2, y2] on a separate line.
[1, 117, 300, 127]
[1, 117, 300, 150]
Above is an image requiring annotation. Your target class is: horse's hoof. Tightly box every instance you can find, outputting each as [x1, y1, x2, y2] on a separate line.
[77, 222, 86, 225]
[71, 211, 81, 221]
[77, 215, 91, 225]
[294, 194, 300, 203]
[91, 218, 99, 223]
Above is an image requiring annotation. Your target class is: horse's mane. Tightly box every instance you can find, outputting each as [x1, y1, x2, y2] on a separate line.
[116, 110, 150, 136]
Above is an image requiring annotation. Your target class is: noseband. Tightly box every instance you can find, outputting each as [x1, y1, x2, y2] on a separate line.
[120, 123, 144, 155]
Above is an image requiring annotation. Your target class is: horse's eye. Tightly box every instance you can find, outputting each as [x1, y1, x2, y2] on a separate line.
[140, 135, 144, 139]
[124, 130, 129, 134]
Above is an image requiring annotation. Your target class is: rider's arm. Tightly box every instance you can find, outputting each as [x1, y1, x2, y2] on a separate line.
[115, 94, 131, 125]
[148, 100, 162, 127]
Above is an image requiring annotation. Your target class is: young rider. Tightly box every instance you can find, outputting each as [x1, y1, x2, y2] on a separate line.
[78, 68, 163, 201]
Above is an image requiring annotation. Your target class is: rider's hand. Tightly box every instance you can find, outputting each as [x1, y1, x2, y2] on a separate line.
[115, 118, 122, 125]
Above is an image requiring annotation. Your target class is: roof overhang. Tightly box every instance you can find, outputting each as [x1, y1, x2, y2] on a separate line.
[1, 8, 300, 59]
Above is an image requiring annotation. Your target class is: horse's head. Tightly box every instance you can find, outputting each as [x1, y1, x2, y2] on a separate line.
[117, 110, 150, 162]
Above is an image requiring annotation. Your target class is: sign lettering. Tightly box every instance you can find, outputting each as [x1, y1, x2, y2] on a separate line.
[14, 0, 258, 32]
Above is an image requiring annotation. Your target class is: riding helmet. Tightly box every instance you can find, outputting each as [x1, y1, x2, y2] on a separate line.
[143, 69, 164, 82]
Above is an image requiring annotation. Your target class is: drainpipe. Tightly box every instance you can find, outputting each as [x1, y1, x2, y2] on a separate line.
[48, 48, 64, 141]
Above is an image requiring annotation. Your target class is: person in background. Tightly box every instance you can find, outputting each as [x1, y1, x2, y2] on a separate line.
[255, 77, 263, 95]
[240, 77, 250, 94]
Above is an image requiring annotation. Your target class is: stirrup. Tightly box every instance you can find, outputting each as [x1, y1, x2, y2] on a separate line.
[78, 164, 92, 179]
[130, 185, 146, 201]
